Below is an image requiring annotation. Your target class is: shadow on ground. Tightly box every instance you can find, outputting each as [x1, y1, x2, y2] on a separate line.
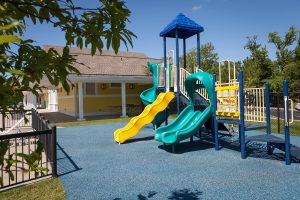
[158, 139, 214, 154]
[56, 143, 82, 176]
[126, 136, 155, 144]
[113, 188, 203, 200]
[201, 132, 300, 164]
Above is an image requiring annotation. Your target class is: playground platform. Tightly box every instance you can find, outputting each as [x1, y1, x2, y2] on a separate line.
[57, 123, 300, 200]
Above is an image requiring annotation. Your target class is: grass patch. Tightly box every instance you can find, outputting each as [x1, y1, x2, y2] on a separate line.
[246, 118, 300, 136]
[55, 117, 131, 127]
[0, 178, 65, 200]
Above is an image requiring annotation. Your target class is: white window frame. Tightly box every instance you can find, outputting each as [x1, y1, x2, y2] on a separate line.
[110, 83, 121, 89]
[85, 82, 97, 96]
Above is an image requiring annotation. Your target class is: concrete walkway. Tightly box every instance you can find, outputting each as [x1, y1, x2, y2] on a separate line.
[40, 111, 120, 124]
[57, 123, 300, 200]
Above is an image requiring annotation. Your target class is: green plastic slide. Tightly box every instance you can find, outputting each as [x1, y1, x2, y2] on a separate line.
[155, 71, 214, 144]
[140, 62, 169, 128]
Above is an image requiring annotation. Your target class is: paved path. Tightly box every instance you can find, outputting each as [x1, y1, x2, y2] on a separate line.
[270, 107, 300, 121]
[57, 123, 300, 200]
[40, 112, 120, 124]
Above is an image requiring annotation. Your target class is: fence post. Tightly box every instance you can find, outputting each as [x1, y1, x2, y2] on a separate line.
[31, 109, 34, 130]
[266, 83, 271, 154]
[39, 114, 42, 131]
[1, 112, 4, 130]
[276, 92, 280, 133]
[213, 74, 219, 150]
[283, 80, 291, 165]
[52, 125, 57, 177]
[239, 71, 246, 159]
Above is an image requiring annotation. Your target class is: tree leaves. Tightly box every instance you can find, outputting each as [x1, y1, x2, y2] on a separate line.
[1, 0, 135, 112]
[0, 21, 21, 44]
[179, 42, 219, 74]
[0, 140, 20, 186]
[244, 36, 274, 87]
[0, 35, 21, 44]
[244, 26, 300, 95]
[268, 26, 297, 71]
[17, 141, 48, 178]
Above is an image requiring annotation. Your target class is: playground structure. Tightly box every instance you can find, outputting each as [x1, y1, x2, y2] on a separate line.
[113, 13, 299, 165]
[114, 91, 174, 144]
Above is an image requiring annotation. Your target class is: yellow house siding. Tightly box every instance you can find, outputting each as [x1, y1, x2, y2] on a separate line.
[83, 97, 121, 113]
[57, 84, 76, 96]
[57, 82, 153, 116]
[83, 83, 152, 114]
[58, 98, 75, 114]
[57, 83, 76, 115]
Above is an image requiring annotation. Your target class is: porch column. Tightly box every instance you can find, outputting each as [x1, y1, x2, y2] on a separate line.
[78, 81, 85, 120]
[121, 81, 127, 117]
[32, 92, 37, 109]
[73, 84, 77, 117]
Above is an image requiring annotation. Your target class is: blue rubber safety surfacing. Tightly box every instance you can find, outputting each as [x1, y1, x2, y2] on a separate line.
[57, 123, 300, 200]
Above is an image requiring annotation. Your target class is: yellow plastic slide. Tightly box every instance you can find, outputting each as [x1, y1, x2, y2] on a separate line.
[114, 92, 175, 144]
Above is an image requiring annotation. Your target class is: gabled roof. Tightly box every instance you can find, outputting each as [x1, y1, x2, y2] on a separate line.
[43, 45, 161, 77]
[160, 13, 204, 39]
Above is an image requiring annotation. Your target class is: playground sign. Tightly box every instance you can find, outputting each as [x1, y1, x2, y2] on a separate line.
[216, 85, 239, 117]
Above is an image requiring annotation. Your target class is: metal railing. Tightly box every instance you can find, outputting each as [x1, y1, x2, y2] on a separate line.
[180, 68, 295, 124]
[0, 110, 32, 133]
[180, 68, 209, 101]
[0, 109, 57, 190]
[244, 88, 266, 122]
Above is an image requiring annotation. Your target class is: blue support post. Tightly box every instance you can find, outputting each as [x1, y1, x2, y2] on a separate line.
[183, 39, 186, 69]
[283, 80, 291, 165]
[176, 29, 180, 114]
[265, 83, 271, 153]
[163, 37, 168, 125]
[266, 83, 271, 135]
[213, 74, 219, 150]
[197, 33, 201, 70]
[239, 71, 246, 159]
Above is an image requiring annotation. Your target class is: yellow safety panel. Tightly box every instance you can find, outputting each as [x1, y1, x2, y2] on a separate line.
[216, 85, 239, 91]
[114, 92, 175, 144]
[216, 111, 240, 117]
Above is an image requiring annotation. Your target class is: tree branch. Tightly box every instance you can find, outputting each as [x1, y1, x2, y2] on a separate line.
[1, 0, 99, 11]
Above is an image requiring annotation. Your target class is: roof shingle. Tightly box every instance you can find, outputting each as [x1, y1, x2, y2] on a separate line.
[44, 45, 161, 76]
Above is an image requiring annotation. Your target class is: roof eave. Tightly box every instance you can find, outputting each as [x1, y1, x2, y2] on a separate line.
[68, 74, 153, 83]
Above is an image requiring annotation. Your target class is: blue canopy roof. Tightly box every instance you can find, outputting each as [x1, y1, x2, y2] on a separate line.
[160, 13, 204, 39]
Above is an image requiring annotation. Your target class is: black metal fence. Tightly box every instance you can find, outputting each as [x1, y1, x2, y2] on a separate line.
[269, 92, 299, 136]
[0, 109, 57, 190]
[0, 110, 32, 131]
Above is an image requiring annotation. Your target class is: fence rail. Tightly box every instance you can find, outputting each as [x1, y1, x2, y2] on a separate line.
[0, 110, 32, 133]
[180, 68, 209, 100]
[244, 88, 266, 122]
[0, 109, 56, 190]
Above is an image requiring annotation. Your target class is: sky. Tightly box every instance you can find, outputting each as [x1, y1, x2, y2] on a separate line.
[24, 0, 300, 61]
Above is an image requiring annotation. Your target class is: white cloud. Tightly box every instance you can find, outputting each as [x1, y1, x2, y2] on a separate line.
[192, 5, 202, 11]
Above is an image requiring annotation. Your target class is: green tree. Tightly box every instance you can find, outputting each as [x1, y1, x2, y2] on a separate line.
[268, 26, 297, 72]
[217, 61, 240, 84]
[180, 42, 219, 73]
[281, 32, 300, 94]
[0, 0, 135, 113]
[243, 36, 274, 88]
[268, 26, 300, 93]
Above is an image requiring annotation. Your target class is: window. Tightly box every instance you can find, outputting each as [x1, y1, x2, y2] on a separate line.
[85, 83, 96, 95]
[110, 83, 121, 88]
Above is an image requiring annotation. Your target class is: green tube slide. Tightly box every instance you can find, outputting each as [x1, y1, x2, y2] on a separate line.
[155, 71, 214, 144]
[140, 62, 169, 128]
